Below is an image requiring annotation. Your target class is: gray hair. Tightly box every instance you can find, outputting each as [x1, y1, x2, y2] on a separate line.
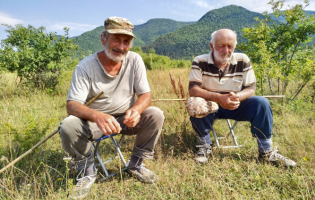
[101, 30, 134, 48]
[210, 29, 237, 48]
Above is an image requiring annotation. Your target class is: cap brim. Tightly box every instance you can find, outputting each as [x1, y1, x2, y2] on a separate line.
[107, 29, 136, 39]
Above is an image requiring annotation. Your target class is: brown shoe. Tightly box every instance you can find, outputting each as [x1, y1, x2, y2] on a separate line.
[128, 164, 158, 184]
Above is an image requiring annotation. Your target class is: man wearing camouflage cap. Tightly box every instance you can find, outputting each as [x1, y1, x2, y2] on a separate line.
[59, 16, 164, 199]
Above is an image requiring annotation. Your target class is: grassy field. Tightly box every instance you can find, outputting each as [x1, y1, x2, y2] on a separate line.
[0, 68, 314, 199]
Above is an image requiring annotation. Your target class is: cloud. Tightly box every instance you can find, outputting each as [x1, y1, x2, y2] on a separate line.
[190, 0, 214, 10]
[137, 19, 146, 24]
[49, 22, 98, 32]
[171, 11, 200, 18]
[220, 0, 314, 13]
[0, 12, 23, 25]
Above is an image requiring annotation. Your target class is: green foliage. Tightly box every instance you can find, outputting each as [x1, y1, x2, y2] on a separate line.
[148, 48, 155, 54]
[239, 0, 315, 96]
[73, 26, 104, 58]
[130, 46, 143, 54]
[130, 46, 191, 70]
[270, 9, 315, 45]
[2, 114, 56, 155]
[289, 49, 315, 100]
[0, 24, 78, 90]
[143, 5, 266, 59]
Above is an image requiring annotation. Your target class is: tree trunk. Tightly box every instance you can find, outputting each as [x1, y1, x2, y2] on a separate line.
[283, 79, 289, 95]
[268, 76, 274, 95]
[260, 77, 264, 95]
[277, 78, 280, 95]
[291, 79, 310, 101]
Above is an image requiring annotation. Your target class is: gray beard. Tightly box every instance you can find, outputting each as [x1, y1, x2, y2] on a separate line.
[104, 43, 125, 63]
[213, 50, 232, 65]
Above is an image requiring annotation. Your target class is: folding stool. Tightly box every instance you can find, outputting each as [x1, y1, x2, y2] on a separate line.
[211, 119, 244, 148]
[91, 134, 128, 182]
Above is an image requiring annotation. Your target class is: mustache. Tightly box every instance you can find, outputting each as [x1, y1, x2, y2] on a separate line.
[112, 48, 126, 54]
[219, 53, 231, 56]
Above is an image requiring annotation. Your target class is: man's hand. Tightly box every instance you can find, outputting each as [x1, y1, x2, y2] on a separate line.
[218, 92, 240, 110]
[123, 109, 140, 127]
[94, 112, 121, 135]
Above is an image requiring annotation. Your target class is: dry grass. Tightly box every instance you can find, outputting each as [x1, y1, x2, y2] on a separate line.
[0, 68, 315, 199]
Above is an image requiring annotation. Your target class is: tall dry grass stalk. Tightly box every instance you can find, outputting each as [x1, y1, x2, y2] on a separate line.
[169, 72, 178, 98]
[178, 76, 186, 100]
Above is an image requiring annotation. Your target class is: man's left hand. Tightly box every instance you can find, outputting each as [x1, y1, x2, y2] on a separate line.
[123, 109, 140, 127]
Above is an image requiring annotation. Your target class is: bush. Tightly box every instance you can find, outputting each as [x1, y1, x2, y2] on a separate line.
[0, 25, 78, 90]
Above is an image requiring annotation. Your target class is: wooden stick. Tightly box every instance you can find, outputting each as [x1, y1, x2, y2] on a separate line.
[151, 95, 285, 102]
[151, 99, 187, 102]
[261, 95, 285, 98]
[0, 91, 104, 174]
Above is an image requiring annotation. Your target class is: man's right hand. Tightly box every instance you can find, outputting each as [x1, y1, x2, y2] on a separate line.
[94, 112, 121, 135]
[217, 92, 240, 110]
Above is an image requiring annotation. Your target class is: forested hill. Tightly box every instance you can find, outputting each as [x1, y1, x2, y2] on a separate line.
[74, 19, 194, 56]
[142, 5, 265, 60]
[74, 26, 104, 56]
[133, 19, 194, 46]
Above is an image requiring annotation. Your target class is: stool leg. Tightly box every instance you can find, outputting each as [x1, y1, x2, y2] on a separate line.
[226, 119, 239, 146]
[91, 141, 110, 177]
[212, 127, 220, 147]
[110, 135, 128, 168]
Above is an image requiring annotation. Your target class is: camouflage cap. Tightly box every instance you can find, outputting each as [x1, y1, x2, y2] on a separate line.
[104, 16, 136, 38]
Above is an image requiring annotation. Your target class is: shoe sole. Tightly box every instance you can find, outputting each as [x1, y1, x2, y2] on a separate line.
[195, 157, 208, 163]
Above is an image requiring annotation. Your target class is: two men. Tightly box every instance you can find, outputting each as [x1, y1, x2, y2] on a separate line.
[60, 15, 296, 199]
[189, 29, 296, 167]
[59, 17, 164, 199]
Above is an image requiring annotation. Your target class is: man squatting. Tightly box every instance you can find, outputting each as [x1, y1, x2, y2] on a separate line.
[59, 17, 164, 199]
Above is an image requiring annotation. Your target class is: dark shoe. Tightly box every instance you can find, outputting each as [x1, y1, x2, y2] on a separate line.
[259, 147, 296, 167]
[69, 168, 97, 199]
[128, 164, 158, 184]
[195, 144, 212, 163]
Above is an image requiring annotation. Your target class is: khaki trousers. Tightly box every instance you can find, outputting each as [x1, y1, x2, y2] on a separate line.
[59, 107, 164, 170]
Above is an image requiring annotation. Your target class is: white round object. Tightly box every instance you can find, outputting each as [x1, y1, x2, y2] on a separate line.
[186, 97, 219, 118]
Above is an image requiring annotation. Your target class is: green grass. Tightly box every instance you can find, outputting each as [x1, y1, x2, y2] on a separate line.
[0, 68, 314, 199]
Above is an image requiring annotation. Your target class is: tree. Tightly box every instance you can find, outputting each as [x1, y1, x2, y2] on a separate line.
[239, 0, 315, 96]
[0, 24, 78, 89]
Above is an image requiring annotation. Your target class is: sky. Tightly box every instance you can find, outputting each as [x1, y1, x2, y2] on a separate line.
[1, 0, 315, 41]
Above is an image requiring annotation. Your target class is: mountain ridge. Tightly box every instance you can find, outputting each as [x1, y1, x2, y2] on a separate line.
[142, 5, 265, 59]
[74, 18, 194, 56]
[74, 5, 315, 59]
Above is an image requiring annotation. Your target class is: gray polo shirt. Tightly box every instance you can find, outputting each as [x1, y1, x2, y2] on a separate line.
[67, 51, 150, 116]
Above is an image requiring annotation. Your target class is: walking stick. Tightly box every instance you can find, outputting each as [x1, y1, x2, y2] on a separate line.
[0, 91, 104, 174]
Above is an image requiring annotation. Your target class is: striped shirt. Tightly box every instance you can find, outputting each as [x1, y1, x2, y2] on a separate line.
[189, 52, 256, 94]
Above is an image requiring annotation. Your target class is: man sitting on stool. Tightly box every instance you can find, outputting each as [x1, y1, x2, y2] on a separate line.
[188, 28, 296, 167]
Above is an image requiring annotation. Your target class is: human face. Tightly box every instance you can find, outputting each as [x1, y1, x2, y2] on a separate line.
[102, 34, 133, 63]
[210, 32, 236, 65]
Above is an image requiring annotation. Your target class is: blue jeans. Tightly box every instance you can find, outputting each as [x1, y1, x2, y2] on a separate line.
[190, 96, 273, 143]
